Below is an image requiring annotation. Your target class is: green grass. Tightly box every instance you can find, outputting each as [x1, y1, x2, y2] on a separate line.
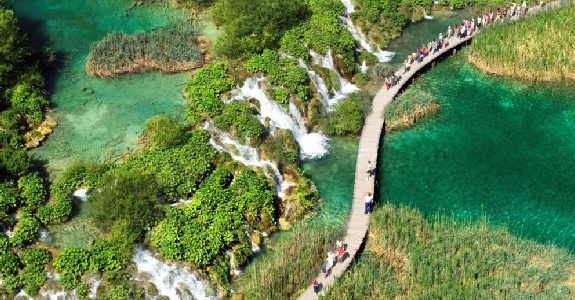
[323, 204, 575, 299]
[468, 2, 575, 83]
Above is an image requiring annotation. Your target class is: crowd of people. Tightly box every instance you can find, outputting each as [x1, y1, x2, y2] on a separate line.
[311, 2, 537, 296]
[383, 1, 534, 89]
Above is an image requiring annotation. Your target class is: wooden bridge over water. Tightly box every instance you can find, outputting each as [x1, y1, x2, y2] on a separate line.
[296, 32, 475, 300]
[296, 2, 560, 298]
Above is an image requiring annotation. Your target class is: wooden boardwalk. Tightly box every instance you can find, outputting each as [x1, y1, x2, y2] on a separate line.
[296, 3, 560, 299]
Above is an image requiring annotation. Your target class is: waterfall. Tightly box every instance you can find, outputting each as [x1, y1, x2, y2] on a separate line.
[360, 60, 369, 73]
[421, 7, 434, 20]
[338, 0, 394, 62]
[297, 60, 331, 109]
[204, 123, 291, 198]
[309, 49, 359, 105]
[73, 188, 88, 201]
[234, 77, 330, 159]
[133, 247, 218, 300]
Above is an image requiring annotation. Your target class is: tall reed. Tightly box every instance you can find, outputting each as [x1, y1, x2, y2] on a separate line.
[323, 204, 575, 298]
[468, 2, 575, 84]
[86, 21, 204, 77]
[384, 87, 439, 132]
[236, 221, 345, 299]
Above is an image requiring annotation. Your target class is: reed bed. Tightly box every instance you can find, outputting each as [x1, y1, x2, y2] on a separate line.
[236, 221, 345, 300]
[86, 23, 205, 77]
[384, 88, 439, 132]
[323, 204, 575, 299]
[468, 2, 575, 84]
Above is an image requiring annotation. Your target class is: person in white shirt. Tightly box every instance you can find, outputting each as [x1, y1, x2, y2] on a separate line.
[364, 192, 374, 214]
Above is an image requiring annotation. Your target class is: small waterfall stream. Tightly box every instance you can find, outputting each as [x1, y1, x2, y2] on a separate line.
[339, 0, 395, 62]
[132, 247, 218, 300]
[234, 77, 331, 159]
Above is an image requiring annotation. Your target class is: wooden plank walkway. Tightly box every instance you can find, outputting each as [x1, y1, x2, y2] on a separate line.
[296, 2, 561, 298]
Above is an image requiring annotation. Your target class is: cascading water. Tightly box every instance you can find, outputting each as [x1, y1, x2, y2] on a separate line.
[338, 0, 395, 62]
[360, 60, 369, 73]
[234, 77, 330, 159]
[421, 7, 434, 19]
[132, 247, 218, 300]
[204, 123, 290, 198]
[299, 50, 359, 109]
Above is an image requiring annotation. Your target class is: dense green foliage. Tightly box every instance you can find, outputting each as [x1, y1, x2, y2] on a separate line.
[324, 204, 575, 298]
[53, 247, 90, 289]
[118, 130, 218, 201]
[0, 4, 56, 295]
[246, 50, 309, 97]
[86, 23, 203, 77]
[185, 62, 235, 125]
[143, 114, 187, 150]
[323, 91, 372, 135]
[213, 101, 264, 145]
[469, 3, 575, 83]
[85, 169, 163, 236]
[212, 0, 309, 58]
[151, 166, 275, 267]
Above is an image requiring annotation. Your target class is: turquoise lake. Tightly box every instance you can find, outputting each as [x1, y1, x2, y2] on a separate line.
[13, 0, 196, 173]
[379, 56, 575, 250]
[13, 0, 575, 253]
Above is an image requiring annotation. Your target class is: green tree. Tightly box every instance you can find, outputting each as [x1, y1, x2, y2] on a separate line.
[212, 0, 309, 58]
[86, 169, 163, 237]
[143, 114, 186, 150]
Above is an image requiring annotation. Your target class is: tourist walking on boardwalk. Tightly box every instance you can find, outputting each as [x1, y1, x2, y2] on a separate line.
[312, 278, 320, 295]
[321, 263, 328, 278]
[336, 239, 343, 250]
[327, 251, 336, 271]
[337, 246, 345, 263]
[364, 192, 374, 214]
[367, 160, 373, 180]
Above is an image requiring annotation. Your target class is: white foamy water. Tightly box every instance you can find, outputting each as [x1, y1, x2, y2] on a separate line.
[339, 0, 395, 62]
[299, 50, 359, 109]
[235, 77, 330, 159]
[205, 124, 290, 197]
[73, 188, 88, 201]
[421, 6, 434, 19]
[360, 60, 369, 73]
[133, 247, 218, 300]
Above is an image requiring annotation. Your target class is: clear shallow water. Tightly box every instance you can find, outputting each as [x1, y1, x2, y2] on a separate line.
[302, 136, 359, 223]
[13, 1, 196, 172]
[379, 56, 575, 250]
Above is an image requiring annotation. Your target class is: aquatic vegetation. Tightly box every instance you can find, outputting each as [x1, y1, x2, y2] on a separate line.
[384, 87, 439, 131]
[468, 2, 575, 83]
[323, 204, 575, 298]
[237, 221, 345, 299]
[86, 23, 204, 77]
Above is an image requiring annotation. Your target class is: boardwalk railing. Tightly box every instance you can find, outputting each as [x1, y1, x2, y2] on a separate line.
[296, 3, 561, 298]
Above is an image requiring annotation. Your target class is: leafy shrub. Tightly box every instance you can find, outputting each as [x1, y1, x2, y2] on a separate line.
[245, 50, 308, 95]
[17, 172, 46, 207]
[280, 25, 311, 61]
[19, 248, 50, 296]
[86, 169, 163, 237]
[53, 247, 90, 289]
[184, 63, 235, 126]
[10, 208, 40, 247]
[151, 166, 275, 271]
[89, 239, 123, 273]
[213, 101, 264, 144]
[324, 91, 372, 135]
[143, 114, 186, 150]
